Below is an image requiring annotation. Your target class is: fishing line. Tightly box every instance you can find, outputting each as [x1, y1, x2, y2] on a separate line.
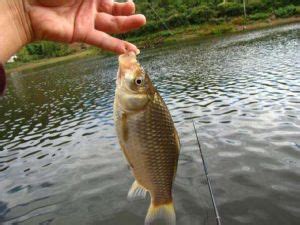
[192, 120, 222, 225]
[147, 2, 174, 36]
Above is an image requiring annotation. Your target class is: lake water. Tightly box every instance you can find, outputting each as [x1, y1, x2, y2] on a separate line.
[0, 23, 300, 225]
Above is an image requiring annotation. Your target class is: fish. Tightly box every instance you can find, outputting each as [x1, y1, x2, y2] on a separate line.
[114, 52, 180, 225]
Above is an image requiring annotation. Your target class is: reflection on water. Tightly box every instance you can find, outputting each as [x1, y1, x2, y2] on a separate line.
[1, 24, 300, 225]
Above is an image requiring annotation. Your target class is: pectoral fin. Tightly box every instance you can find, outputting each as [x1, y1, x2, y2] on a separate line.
[175, 129, 180, 153]
[173, 129, 180, 179]
[121, 113, 128, 142]
[127, 180, 148, 201]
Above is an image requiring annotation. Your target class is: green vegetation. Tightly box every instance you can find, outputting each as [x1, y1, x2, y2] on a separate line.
[249, 12, 271, 20]
[297, 6, 300, 14]
[11, 0, 300, 65]
[6, 49, 97, 73]
[211, 24, 234, 35]
[274, 5, 297, 17]
[129, 0, 299, 36]
[17, 41, 76, 62]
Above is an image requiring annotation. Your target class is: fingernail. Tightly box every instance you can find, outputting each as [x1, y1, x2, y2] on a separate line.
[136, 48, 140, 55]
[139, 14, 147, 24]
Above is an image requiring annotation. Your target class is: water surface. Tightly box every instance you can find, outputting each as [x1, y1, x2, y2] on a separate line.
[1, 24, 300, 225]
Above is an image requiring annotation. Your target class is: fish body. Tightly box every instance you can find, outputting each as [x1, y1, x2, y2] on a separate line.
[114, 52, 180, 225]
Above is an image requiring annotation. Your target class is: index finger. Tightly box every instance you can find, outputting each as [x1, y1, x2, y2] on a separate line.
[84, 29, 140, 54]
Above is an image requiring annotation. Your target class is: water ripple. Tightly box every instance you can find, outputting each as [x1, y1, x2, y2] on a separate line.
[0, 24, 300, 225]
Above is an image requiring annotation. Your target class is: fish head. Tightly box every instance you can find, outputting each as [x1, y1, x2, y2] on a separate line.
[116, 52, 154, 112]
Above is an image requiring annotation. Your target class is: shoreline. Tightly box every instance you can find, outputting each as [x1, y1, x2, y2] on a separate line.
[134, 16, 300, 48]
[6, 16, 300, 74]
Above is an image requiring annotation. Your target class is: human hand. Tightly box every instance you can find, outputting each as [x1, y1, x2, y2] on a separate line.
[25, 0, 146, 54]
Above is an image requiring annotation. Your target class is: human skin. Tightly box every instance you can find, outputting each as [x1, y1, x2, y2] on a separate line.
[0, 0, 146, 63]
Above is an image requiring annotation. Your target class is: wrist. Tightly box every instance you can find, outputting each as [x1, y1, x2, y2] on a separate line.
[0, 0, 33, 63]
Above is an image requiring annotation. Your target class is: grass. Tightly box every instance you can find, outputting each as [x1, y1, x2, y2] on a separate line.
[5, 49, 98, 74]
[6, 16, 300, 74]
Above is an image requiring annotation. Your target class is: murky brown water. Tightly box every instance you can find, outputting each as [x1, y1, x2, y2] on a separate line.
[1, 23, 300, 225]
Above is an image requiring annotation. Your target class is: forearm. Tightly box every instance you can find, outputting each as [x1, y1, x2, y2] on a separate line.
[0, 0, 32, 63]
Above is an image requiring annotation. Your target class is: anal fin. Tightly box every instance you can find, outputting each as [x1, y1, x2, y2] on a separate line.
[127, 180, 147, 201]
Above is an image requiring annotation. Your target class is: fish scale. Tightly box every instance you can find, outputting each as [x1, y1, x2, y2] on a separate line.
[125, 98, 176, 204]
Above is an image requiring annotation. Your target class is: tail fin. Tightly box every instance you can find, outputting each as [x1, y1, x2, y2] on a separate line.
[145, 202, 176, 225]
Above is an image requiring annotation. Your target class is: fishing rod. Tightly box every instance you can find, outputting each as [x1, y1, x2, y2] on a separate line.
[192, 120, 222, 225]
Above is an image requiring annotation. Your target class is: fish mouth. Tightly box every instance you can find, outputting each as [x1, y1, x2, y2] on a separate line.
[119, 52, 138, 69]
[117, 52, 139, 81]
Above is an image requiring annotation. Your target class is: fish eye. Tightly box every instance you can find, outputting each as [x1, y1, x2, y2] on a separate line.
[135, 77, 143, 86]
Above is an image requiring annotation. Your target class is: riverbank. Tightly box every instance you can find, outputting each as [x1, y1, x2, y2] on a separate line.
[6, 16, 300, 74]
[131, 16, 300, 48]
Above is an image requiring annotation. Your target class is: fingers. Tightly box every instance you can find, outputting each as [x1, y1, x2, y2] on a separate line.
[98, 0, 135, 16]
[95, 13, 146, 34]
[84, 29, 139, 54]
[89, 1, 143, 54]
[113, 1, 135, 16]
